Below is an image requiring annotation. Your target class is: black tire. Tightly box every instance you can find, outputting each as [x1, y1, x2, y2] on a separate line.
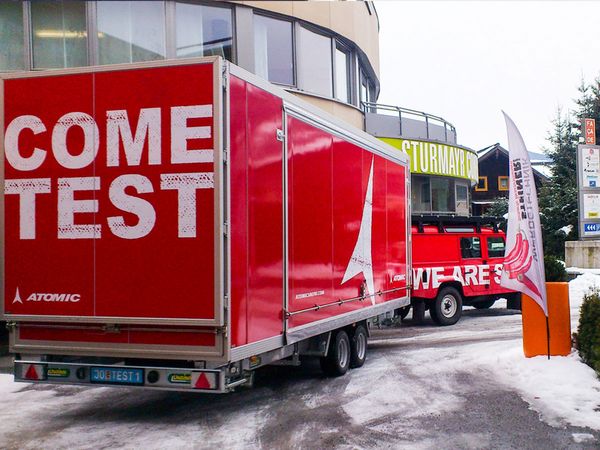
[350, 325, 368, 368]
[506, 293, 522, 311]
[430, 286, 463, 326]
[473, 299, 496, 309]
[412, 300, 426, 324]
[320, 330, 351, 377]
[396, 306, 411, 321]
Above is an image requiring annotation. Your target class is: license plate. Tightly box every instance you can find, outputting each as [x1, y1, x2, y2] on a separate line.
[90, 367, 144, 386]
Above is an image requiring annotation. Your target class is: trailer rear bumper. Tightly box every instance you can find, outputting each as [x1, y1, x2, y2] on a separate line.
[13, 360, 243, 393]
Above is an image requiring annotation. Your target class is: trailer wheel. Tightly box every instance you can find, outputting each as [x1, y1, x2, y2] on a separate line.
[430, 286, 462, 326]
[350, 325, 368, 368]
[474, 299, 495, 309]
[320, 330, 351, 377]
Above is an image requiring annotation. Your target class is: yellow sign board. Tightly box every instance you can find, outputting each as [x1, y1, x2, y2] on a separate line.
[380, 138, 479, 184]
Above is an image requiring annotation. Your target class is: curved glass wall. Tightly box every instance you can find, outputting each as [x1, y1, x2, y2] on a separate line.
[0, 1, 379, 110]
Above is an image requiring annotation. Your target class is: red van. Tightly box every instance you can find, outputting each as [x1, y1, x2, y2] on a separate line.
[403, 216, 520, 326]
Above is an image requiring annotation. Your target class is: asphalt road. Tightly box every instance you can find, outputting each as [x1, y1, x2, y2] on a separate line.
[1, 308, 599, 449]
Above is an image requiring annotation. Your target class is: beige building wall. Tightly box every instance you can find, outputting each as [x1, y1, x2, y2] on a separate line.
[293, 94, 364, 129]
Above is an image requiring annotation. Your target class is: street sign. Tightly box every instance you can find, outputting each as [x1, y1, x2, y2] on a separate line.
[583, 222, 600, 236]
[578, 144, 600, 239]
[585, 118, 596, 145]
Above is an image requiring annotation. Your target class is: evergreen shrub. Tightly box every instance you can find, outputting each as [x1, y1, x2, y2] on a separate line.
[544, 255, 567, 282]
[576, 289, 600, 375]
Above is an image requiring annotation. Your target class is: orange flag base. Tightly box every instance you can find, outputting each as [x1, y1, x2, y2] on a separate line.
[521, 282, 571, 357]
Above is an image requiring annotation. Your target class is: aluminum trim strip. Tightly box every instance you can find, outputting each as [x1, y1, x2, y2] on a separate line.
[229, 334, 285, 362]
[286, 296, 410, 344]
[0, 56, 223, 80]
[3, 314, 223, 326]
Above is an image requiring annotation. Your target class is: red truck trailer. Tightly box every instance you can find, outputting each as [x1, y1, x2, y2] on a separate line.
[404, 215, 519, 326]
[1, 57, 410, 392]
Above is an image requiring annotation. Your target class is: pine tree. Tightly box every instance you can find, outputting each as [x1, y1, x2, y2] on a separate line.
[539, 76, 600, 258]
[539, 108, 578, 258]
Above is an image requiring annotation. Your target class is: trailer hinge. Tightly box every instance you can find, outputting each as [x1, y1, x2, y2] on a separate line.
[217, 326, 228, 338]
[223, 221, 229, 237]
[222, 68, 228, 90]
[5, 321, 17, 331]
[223, 148, 228, 163]
[276, 129, 285, 142]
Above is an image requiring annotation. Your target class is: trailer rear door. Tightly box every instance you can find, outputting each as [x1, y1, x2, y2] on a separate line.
[2, 58, 225, 327]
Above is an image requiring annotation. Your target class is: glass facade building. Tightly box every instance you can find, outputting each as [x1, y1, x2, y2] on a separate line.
[0, 0, 380, 125]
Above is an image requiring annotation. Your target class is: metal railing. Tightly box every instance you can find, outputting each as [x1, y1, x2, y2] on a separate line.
[362, 102, 457, 144]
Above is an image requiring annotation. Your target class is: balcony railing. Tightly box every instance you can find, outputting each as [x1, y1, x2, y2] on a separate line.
[363, 102, 457, 145]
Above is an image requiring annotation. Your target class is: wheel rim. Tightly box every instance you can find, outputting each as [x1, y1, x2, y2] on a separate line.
[355, 332, 367, 360]
[338, 337, 349, 368]
[441, 294, 458, 318]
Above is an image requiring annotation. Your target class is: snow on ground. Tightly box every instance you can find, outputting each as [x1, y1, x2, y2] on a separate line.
[342, 269, 600, 431]
[0, 270, 599, 448]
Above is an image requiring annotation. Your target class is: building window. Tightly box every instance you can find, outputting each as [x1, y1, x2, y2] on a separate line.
[432, 177, 453, 212]
[368, 79, 377, 103]
[359, 69, 368, 107]
[334, 44, 350, 103]
[475, 176, 488, 192]
[97, 1, 166, 65]
[498, 176, 509, 191]
[455, 183, 469, 214]
[421, 180, 431, 203]
[297, 26, 332, 97]
[0, 1, 25, 71]
[175, 3, 232, 61]
[254, 15, 293, 85]
[30, 0, 87, 69]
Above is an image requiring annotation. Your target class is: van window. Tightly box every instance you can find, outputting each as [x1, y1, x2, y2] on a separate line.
[487, 237, 506, 258]
[460, 237, 481, 259]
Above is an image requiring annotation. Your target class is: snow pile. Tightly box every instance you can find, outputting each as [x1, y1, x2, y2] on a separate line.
[401, 269, 600, 431]
[406, 341, 600, 430]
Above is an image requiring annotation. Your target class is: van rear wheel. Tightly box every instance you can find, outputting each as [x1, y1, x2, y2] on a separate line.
[431, 287, 462, 326]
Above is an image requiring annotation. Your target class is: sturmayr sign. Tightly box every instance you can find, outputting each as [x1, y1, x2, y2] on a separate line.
[379, 138, 479, 184]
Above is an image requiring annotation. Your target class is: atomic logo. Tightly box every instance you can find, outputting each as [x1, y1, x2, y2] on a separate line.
[13, 287, 23, 304]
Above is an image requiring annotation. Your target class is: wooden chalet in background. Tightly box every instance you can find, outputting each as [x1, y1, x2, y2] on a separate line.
[472, 143, 551, 216]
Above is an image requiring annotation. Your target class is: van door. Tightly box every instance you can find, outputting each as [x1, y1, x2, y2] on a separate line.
[459, 235, 487, 296]
[485, 235, 507, 292]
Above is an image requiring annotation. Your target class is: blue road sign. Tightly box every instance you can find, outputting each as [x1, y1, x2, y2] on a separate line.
[584, 223, 600, 234]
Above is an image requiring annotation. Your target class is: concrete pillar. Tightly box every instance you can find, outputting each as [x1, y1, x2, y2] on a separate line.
[565, 240, 600, 268]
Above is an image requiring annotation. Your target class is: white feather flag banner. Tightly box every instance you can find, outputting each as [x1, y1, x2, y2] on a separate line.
[500, 112, 548, 316]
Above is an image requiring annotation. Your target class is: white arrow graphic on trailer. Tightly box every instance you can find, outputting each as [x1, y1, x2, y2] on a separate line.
[13, 287, 23, 304]
[341, 157, 375, 305]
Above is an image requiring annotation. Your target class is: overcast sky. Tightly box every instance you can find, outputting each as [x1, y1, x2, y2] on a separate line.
[376, 1, 600, 153]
